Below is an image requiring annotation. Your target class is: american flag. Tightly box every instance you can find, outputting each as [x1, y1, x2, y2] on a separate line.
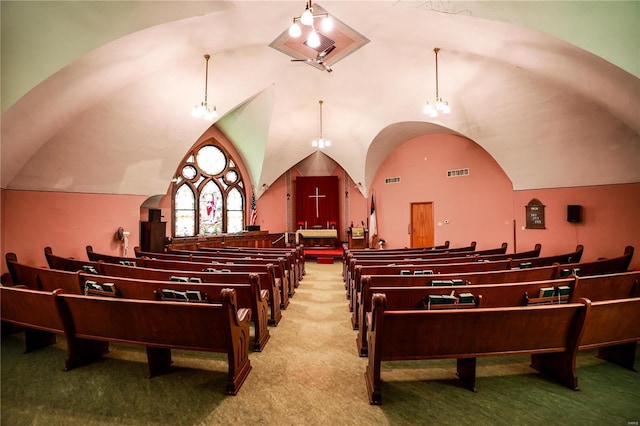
[250, 193, 257, 226]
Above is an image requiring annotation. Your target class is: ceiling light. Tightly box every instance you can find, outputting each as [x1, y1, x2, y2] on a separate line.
[321, 16, 333, 32]
[307, 30, 321, 48]
[192, 54, 218, 121]
[423, 48, 451, 118]
[288, 21, 302, 37]
[300, 6, 314, 26]
[288, 1, 331, 47]
[312, 100, 331, 149]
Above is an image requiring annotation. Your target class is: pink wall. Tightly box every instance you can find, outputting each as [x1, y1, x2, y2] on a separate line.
[514, 184, 640, 268]
[3, 132, 638, 275]
[347, 177, 368, 230]
[370, 134, 515, 251]
[2, 190, 147, 273]
[254, 174, 287, 234]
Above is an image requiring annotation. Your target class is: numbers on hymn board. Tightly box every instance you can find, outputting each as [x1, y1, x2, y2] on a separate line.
[525, 199, 546, 229]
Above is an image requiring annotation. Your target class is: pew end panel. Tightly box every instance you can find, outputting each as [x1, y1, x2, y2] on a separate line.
[0, 286, 66, 353]
[579, 297, 640, 371]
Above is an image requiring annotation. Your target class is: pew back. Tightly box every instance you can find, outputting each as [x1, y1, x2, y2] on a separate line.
[77, 272, 270, 351]
[57, 289, 252, 394]
[97, 262, 282, 326]
[570, 271, 640, 302]
[365, 294, 588, 403]
[355, 278, 576, 356]
[558, 246, 634, 277]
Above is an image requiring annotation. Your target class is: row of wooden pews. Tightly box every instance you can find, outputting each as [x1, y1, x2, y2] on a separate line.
[356, 270, 640, 356]
[343, 242, 530, 297]
[341, 243, 639, 404]
[6, 254, 271, 352]
[2, 243, 309, 395]
[1, 284, 251, 395]
[345, 245, 631, 331]
[365, 293, 640, 404]
[61, 247, 284, 326]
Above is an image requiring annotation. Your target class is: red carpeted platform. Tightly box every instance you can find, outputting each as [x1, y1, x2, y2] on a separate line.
[304, 247, 343, 263]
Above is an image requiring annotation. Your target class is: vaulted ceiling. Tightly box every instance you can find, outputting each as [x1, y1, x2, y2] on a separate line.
[2, 1, 639, 199]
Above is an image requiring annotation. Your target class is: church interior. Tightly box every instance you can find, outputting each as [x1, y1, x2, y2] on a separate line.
[1, 1, 639, 423]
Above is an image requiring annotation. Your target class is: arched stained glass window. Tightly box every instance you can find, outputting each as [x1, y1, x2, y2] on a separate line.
[172, 141, 246, 237]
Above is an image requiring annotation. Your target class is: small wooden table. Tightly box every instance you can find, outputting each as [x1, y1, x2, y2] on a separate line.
[296, 229, 338, 247]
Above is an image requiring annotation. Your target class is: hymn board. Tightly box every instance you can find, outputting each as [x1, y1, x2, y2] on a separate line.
[295, 176, 339, 236]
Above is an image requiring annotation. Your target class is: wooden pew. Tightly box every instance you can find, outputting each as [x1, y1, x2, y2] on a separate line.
[191, 254, 295, 297]
[355, 277, 576, 356]
[164, 244, 305, 281]
[556, 246, 634, 277]
[344, 254, 480, 292]
[98, 262, 282, 326]
[364, 294, 589, 404]
[342, 241, 478, 280]
[347, 259, 512, 313]
[196, 245, 305, 284]
[352, 265, 560, 330]
[44, 247, 102, 274]
[493, 245, 583, 267]
[344, 242, 508, 262]
[342, 242, 514, 288]
[6, 253, 83, 293]
[343, 241, 453, 257]
[88, 246, 293, 305]
[57, 288, 252, 395]
[579, 297, 640, 370]
[165, 247, 298, 293]
[140, 257, 290, 311]
[85, 246, 145, 266]
[0, 286, 66, 352]
[77, 272, 270, 352]
[6, 254, 273, 351]
[569, 271, 640, 302]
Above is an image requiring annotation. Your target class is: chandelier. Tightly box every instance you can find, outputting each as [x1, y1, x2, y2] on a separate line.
[192, 54, 218, 121]
[423, 48, 451, 117]
[312, 100, 331, 148]
[288, 1, 333, 49]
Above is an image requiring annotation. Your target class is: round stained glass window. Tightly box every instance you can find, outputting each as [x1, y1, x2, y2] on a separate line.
[182, 165, 197, 180]
[196, 145, 226, 176]
[225, 170, 238, 183]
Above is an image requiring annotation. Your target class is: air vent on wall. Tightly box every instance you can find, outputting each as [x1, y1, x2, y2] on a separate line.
[385, 177, 401, 184]
[447, 168, 469, 177]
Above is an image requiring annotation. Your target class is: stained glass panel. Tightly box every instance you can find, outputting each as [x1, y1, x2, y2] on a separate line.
[199, 181, 222, 235]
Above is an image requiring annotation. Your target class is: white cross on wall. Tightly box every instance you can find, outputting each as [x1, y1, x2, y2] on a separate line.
[308, 187, 326, 218]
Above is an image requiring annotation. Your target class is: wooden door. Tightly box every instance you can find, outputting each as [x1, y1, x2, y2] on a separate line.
[410, 202, 434, 248]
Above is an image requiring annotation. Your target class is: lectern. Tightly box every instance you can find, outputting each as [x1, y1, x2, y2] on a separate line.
[348, 227, 368, 249]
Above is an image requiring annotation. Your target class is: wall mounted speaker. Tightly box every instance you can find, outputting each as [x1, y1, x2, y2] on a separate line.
[567, 205, 582, 223]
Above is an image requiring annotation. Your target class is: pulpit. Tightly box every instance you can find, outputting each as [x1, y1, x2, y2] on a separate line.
[347, 227, 368, 249]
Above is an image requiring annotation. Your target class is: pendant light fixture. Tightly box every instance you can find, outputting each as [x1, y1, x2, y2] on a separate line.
[289, 0, 333, 49]
[192, 54, 218, 121]
[312, 100, 331, 148]
[423, 47, 451, 117]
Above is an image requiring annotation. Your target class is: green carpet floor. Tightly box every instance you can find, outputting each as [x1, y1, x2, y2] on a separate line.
[2, 262, 639, 425]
